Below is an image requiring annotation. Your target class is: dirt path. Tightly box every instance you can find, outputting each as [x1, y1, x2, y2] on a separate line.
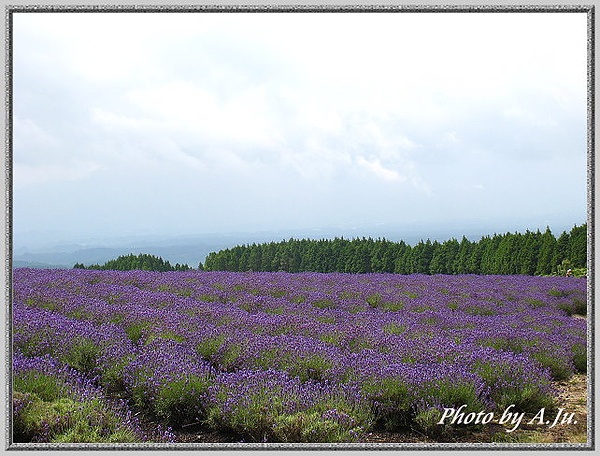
[515, 373, 588, 443]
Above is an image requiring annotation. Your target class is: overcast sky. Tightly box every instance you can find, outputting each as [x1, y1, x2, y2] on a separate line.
[12, 11, 588, 247]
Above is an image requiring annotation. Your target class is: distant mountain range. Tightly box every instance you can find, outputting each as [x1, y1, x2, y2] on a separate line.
[13, 239, 240, 269]
[12, 220, 582, 270]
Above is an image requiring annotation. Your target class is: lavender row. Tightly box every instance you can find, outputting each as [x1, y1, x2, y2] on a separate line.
[12, 268, 587, 442]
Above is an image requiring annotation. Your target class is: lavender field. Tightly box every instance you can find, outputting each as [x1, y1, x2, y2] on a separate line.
[12, 268, 587, 443]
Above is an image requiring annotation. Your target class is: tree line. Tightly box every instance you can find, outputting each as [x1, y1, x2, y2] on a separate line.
[203, 223, 587, 276]
[74, 253, 192, 272]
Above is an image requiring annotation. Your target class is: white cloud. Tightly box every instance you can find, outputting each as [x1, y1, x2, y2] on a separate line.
[12, 11, 587, 238]
[14, 161, 103, 187]
[13, 116, 61, 163]
[125, 81, 281, 148]
[356, 156, 403, 182]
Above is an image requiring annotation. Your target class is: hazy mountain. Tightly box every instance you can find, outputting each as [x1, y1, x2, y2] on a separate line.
[12, 220, 580, 269]
[12, 260, 72, 269]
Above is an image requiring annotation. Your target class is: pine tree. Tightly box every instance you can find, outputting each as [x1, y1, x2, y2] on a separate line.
[536, 227, 556, 275]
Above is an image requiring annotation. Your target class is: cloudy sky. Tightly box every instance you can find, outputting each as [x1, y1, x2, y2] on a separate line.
[13, 11, 588, 247]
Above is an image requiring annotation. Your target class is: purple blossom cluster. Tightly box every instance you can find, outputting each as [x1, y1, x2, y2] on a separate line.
[12, 350, 175, 443]
[12, 268, 587, 442]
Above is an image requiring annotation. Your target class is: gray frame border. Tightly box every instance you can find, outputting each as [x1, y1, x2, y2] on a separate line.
[2, 3, 595, 452]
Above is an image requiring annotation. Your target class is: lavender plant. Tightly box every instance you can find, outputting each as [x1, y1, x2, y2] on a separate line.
[12, 268, 587, 442]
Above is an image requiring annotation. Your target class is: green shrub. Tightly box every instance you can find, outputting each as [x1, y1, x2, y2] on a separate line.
[382, 323, 406, 335]
[13, 372, 68, 402]
[124, 321, 151, 345]
[154, 377, 213, 427]
[206, 392, 370, 443]
[530, 352, 573, 381]
[312, 299, 335, 309]
[572, 343, 587, 373]
[61, 338, 100, 376]
[380, 301, 405, 312]
[557, 301, 576, 316]
[414, 407, 451, 437]
[524, 298, 545, 308]
[317, 333, 342, 345]
[195, 335, 226, 360]
[219, 343, 243, 371]
[493, 385, 555, 414]
[446, 301, 459, 310]
[473, 362, 555, 413]
[549, 288, 571, 298]
[13, 392, 139, 443]
[287, 355, 333, 382]
[366, 293, 383, 307]
[480, 337, 535, 354]
[99, 358, 134, 394]
[361, 377, 413, 431]
[573, 298, 587, 316]
[271, 410, 363, 443]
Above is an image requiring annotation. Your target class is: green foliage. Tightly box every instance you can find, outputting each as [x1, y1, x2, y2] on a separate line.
[365, 293, 383, 307]
[382, 323, 406, 334]
[311, 298, 336, 309]
[472, 361, 555, 413]
[195, 335, 226, 360]
[205, 388, 371, 443]
[218, 343, 243, 371]
[414, 407, 451, 437]
[270, 411, 363, 443]
[124, 321, 151, 345]
[13, 392, 139, 443]
[361, 377, 413, 431]
[100, 361, 132, 394]
[572, 343, 587, 373]
[480, 337, 535, 354]
[549, 288, 571, 298]
[415, 379, 486, 433]
[154, 377, 213, 427]
[13, 373, 69, 402]
[287, 355, 333, 382]
[556, 294, 587, 316]
[573, 298, 587, 315]
[494, 385, 556, 415]
[203, 224, 587, 276]
[195, 335, 241, 370]
[61, 338, 100, 376]
[379, 301, 405, 311]
[74, 253, 192, 272]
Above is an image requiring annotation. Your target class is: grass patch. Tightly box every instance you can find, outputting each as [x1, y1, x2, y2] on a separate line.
[530, 352, 573, 381]
[13, 372, 70, 402]
[524, 298, 546, 308]
[380, 301, 405, 312]
[472, 361, 555, 413]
